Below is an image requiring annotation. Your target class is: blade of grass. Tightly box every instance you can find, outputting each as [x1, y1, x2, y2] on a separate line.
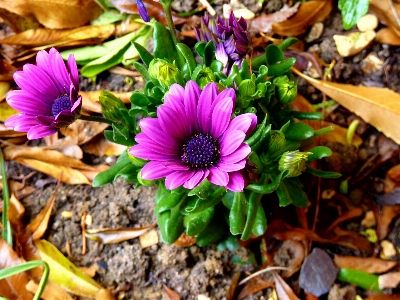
[0, 148, 12, 246]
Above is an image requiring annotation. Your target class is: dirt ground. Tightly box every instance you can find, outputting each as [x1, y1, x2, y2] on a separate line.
[5, 0, 400, 299]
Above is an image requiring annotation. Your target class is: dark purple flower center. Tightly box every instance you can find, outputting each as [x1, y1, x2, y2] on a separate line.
[181, 133, 220, 169]
[52, 95, 72, 117]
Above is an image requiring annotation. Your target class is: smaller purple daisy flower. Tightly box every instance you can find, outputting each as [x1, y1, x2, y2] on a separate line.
[129, 80, 257, 192]
[137, 0, 150, 22]
[5, 48, 82, 140]
[195, 12, 251, 73]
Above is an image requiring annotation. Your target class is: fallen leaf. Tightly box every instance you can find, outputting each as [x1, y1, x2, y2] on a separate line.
[26, 180, 60, 240]
[276, 239, 305, 277]
[299, 248, 338, 297]
[35, 239, 103, 297]
[334, 256, 397, 274]
[249, 3, 300, 33]
[370, 0, 400, 38]
[0, 102, 18, 122]
[364, 294, 400, 300]
[162, 283, 181, 300]
[0, 0, 102, 29]
[374, 205, 400, 240]
[272, 271, 300, 300]
[83, 135, 126, 157]
[325, 207, 364, 233]
[0, 82, 11, 102]
[59, 119, 109, 145]
[272, 0, 332, 36]
[237, 276, 273, 300]
[26, 279, 73, 300]
[80, 91, 131, 113]
[377, 187, 400, 206]
[379, 272, 400, 290]
[8, 193, 25, 233]
[139, 228, 159, 249]
[0, 59, 18, 81]
[227, 272, 242, 300]
[332, 227, 373, 255]
[0, 237, 33, 299]
[172, 233, 196, 247]
[95, 288, 115, 300]
[86, 224, 156, 244]
[293, 68, 400, 144]
[0, 24, 117, 46]
[376, 28, 400, 46]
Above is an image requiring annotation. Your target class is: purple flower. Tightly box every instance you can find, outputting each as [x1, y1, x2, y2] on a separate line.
[5, 48, 81, 140]
[137, 0, 150, 22]
[129, 80, 257, 192]
[195, 12, 251, 73]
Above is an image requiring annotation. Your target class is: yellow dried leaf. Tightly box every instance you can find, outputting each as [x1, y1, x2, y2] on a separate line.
[86, 224, 156, 244]
[35, 239, 103, 297]
[26, 279, 73, 300]
[81, 91, 131, 113]
[379, 272, 400, 290]
[59, 119, 109, 145]
[0, 24, 116, 46]
[370, 0, 400, 38]
[334, 255, 397, 274]
[293, 68, 400, 144]
[376, 28, 400, 46]
[0, 0, 102, 29]
[0, 102, 18, 122]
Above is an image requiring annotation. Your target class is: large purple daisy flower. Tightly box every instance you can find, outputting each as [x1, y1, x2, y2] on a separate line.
[5, 48, 82, 140]
[129, 80, 257, 192]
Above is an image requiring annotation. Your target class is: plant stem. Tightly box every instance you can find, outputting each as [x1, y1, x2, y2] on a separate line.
[162, 2, 178, 44]
[0, 148, 12, 246]
[79, 114, 114, 125]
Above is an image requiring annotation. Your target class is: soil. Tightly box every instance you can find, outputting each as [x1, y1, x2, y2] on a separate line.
[4, 0, 400, 299]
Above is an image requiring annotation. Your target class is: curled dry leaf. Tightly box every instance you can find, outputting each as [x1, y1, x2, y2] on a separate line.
[271, 0, 332, 36]
[272, 271, 300, 300]
[379, 272, 400, 290]
[374, 204, 400, 240]
[325, 207, 364, 233]
[0, 0, 102, 29]
[0, 102, 18, 122]
[86, 223, 157, 244]
[0, 237, 33, 299]
[26, 279, 73, 300]
[35, 239, 103, 297]
[162, 283, 181, 300]
[59, 119, 109, 145]
[370, 0, 400, 38]
[83, 135, 126, 157]
[0, 24, 116, 47]
[376, 28, 400, 46]
[139, 228, 159, 249]
[334, 256, 397, 274]
[293, 68, 400, 144]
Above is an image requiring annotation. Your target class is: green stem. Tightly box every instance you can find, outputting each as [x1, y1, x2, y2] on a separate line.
[78, 114, 114, 125]
[0, 148, 12, 246]
[161, 2, 178, 44]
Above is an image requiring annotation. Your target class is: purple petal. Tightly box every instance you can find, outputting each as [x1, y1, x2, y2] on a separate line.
[219, 130, 246, 156]
[70, 95, 82, 115]
[129, 144, 176, 161]
[49, 48, 74, 95]
[67, 54, 79, 91]
[27, 124, 58, 140]
[6, 90, 52, 115]
[207, 166, 229, 187]
[210, 96, 233, 138]
[168, 83, 185, 100]
[5, 115, 39, 132]
[140, 161, 176, 180]
[197, 82, 218, 133]
[158, 105, 191, 142]
[216, 160, 246, 172]
[220, 143, 251, 164]
[135, 133, 180, 155]
[165, 170, 196, 190]
[224, 113, 257, 138]
[36, 115, 54, 126]
[226, 171, 245, 192]
[52, 111, 76, 127]
[137, 0, 150, 22]
[184, 81, 201, 132]
[139, 118, 180, 149]
[215, 43, 228, 67]
[183, 170, 206, 189]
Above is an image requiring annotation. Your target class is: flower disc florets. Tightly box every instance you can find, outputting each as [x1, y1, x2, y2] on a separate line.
[195, 12, 251, 73]
[129, 80, 257, 192]
[5, 48, 82, 139]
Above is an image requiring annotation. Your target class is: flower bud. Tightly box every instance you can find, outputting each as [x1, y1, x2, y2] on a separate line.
[99, 90, 128, 122]
[276, 81, 297, 105]
[196, 67, 216, 89]
[268, 130, 286, 153]
[238, 79, 256, 98]
[148, 58, 184, 89]
[278, 150, 311, 177]
[127, 151, 147, 167]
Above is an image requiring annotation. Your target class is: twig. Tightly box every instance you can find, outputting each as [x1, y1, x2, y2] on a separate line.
[199, 0, 216, 16]
[239, 266, 288, 285]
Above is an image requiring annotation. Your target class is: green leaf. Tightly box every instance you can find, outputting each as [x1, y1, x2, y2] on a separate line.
[185, 206, 215, 236]
[277, 37, 299, 51]
[194, 41, 207, 57]
[132, 41, 154, 66]
[155, 188, 186, 214]
[266, 44, 285, 65]
[306, 165, 342, 179]
[229, 192, 247, 235]
[267, 57, 296, 76]
[133, 62, 152, 81]
[307, 146, 332, 162]
[241, 191, 263, 241]
[130, 91, 151, 107]
[246, 171, 288, 194]
[204, 40, 216, 67]
[284, 122, 314, 140]
[338, 0, 369, 30]
[176, 42, 197, 76]
[92, 151, 132, 187]
[104, 129, 135, 146]
[338, 268, 382, 292]
[157, 205, 185, 244]
[196, 214, 226, 247]
[252, 206, 267, 236]
[153, 21, 179, 64]
[276, 177, 308, 207]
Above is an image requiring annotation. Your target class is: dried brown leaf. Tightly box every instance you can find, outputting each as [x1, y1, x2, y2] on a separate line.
[8, 193, 25, 232]
[237, 276, 273, 300]
[59, 119, 109, 145]
[0, 24, 116, 46]
[0, 237, 33, 299]
[273, 271, 300, 300]
[294, 68, 400, 144]
[376, 28, 400, 46]
[0, 0, 102, 29]
[271, 0, 332, 36]
[374, 204, 400, 240]
[86, 224, 156, 244]
[325, 207, 364, 233]
[379, 272, 400, 290]
[82, 135, 126, 157]
[80, 91, 131, 113]
[26, 279, 73, 300]
[334, 255, 397, 274]
[162, 283, 181, 300]
[370, 0, 400, 38]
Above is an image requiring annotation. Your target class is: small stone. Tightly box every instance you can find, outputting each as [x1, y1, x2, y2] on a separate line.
[361, 53, 384, 76]
[61, 211, 73, 218]
[333, 29, 376, 57]
[357, 14, 379, 32]
[380, 240, 397, 259]
[305, 22, 324, 43]
[361, 210, 376, 228]
[233, 8, 255, 20]
[198, 295, 211, 300]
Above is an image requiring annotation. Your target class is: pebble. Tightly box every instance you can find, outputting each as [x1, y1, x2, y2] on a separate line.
[305, 22, 324, 43]
[333, 29, 376, 57]
[361, 53, 384, 76]
[380, 240, 397, 259]
[357, 14, 379, 32]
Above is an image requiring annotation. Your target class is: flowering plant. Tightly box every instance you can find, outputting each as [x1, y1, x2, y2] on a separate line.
[5, 0, 340, 246]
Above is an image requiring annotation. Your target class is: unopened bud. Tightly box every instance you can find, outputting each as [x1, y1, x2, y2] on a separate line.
[268, 130, 286, 153]
[278, 150, 311, 177]
[99, 90, 128, 122]
[276, 81, 297, 104]
[238, 79, 256, 98]
[196, 67, 216, 89]
[148, 58, 184, 89]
